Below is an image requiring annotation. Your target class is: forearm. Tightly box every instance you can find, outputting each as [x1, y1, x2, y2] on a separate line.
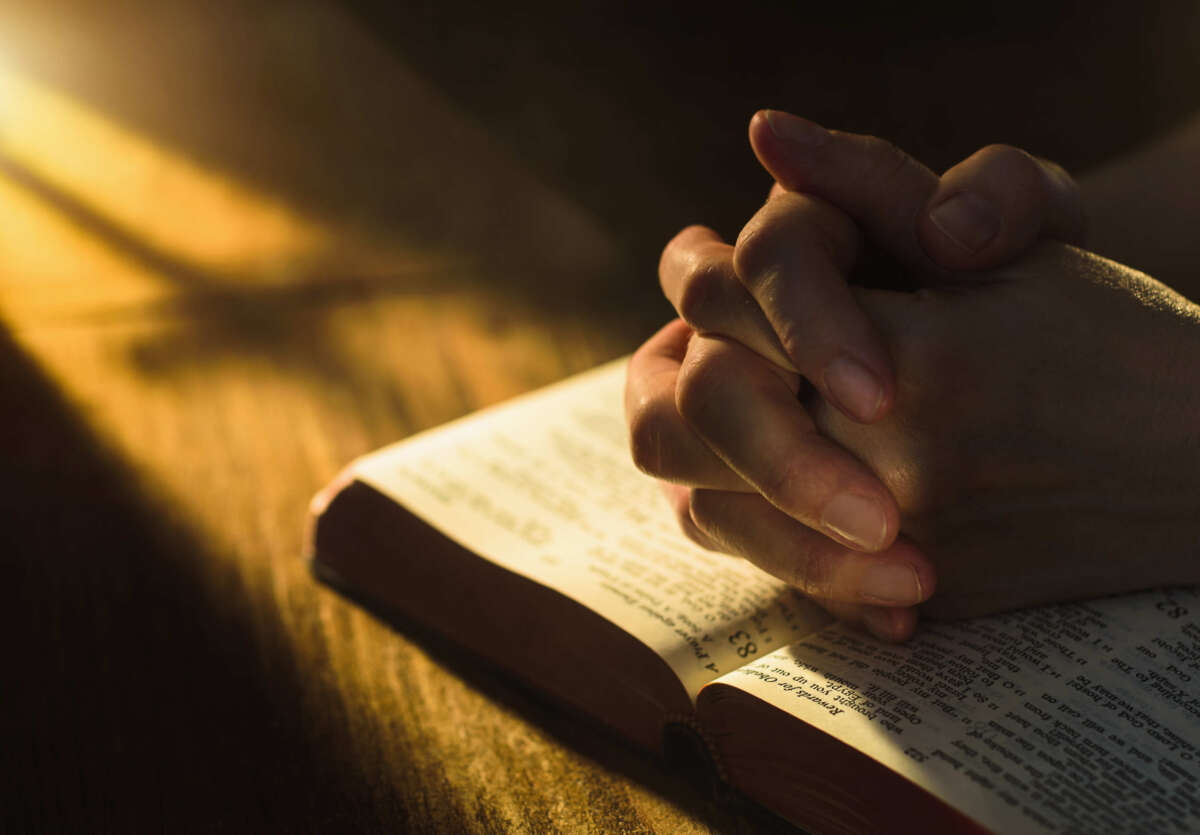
[1080, 113, 1200, 298]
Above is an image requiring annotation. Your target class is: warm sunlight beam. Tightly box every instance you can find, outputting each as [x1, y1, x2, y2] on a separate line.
[0, 64, 332, 278]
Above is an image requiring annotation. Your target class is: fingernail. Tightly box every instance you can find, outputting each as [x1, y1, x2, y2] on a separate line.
[860, 563, 923, 605]
[764, 110, 830, 146]
[861, 607, 900, 640]
[822, 493, 888, 551]
[928, 191, 1000, 253]
[824, 355, 883, 422]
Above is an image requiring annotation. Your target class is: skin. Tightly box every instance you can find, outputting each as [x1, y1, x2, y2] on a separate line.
[626, 110, 1200, 640]
[1081, 111, 1200, 298]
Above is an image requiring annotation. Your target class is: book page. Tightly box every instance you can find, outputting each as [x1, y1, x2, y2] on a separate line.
[717, 588, 1200, 833]
[352, 359, 830, 700]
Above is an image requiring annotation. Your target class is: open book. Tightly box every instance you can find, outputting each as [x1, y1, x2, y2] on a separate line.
[307, 359, 1200, 834]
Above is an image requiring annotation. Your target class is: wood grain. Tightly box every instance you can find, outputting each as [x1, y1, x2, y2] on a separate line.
[0, 1, 783, 831]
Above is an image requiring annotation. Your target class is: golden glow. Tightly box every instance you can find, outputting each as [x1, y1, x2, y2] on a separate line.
[0, 65, 331, 277]
[0, 62, 460, 330]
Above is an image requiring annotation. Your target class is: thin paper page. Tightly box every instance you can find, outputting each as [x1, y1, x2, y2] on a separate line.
[717, 588, 1200, 833]
[353, 359, 830, 700]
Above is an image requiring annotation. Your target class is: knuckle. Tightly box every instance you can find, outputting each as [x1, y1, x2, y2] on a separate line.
[674, 344, 726, 429]
[627, 399, 673, 477]
[758, 448, 835, 515]
[662, 224, 711, 260]
[676, 253, 729, 326]
[794, 547, 837, 603]
[857, 134, 919, 185]
[803, 203, 859, 267]
[733, 209, 810, 289]
[659, 230, 685, 281]
[757, 451, 808, 508]
[735, 194, 855, 286]
[627, 335, 657, 370]
[732, 217, 776, 283]
[771, 317, 807, 371]
[976, 142, 1033, 167]
[975, 144, 1044, 191]
[660, 225, 715, 289]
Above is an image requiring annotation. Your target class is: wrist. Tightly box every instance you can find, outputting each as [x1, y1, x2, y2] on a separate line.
[1139, 294, 1200, 586]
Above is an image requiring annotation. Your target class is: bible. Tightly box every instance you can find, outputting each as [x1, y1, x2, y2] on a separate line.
[307, 359, 1200, 834]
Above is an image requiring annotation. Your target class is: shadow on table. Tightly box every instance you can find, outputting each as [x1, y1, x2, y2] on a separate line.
[323, 579, 805, 835]
[0, 305, 785, 832]
[0, 0, 630, 303]
[0, 150, 669, 425]
[0, 318, 400, 832]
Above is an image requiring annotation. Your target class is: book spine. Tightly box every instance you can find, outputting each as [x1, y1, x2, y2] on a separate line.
[662, 713, 806, 830]
[661, 713, 730, 801]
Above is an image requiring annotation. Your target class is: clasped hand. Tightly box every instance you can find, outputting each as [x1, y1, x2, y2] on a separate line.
[625, 110, 1200, 640]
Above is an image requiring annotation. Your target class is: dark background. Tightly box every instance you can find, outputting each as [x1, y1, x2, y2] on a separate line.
[6, 2, 1200, 831]
[348, 0, 1200, 271]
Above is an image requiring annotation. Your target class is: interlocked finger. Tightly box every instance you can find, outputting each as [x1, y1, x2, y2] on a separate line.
[687, 488, 933, 612]
[624, 319, 754, 490]
[659, 226, 793, 370]
[677, 332, 900, 553]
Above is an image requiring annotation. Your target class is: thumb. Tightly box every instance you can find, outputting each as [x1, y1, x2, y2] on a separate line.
[918, 144, 1084, 271]
[753, 111, 1085, 278]
[750, 110, 940, 274]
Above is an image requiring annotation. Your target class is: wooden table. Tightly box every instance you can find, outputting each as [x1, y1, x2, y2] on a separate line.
[0, 2, 787, 831]
[7, 2, 1200, 831]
